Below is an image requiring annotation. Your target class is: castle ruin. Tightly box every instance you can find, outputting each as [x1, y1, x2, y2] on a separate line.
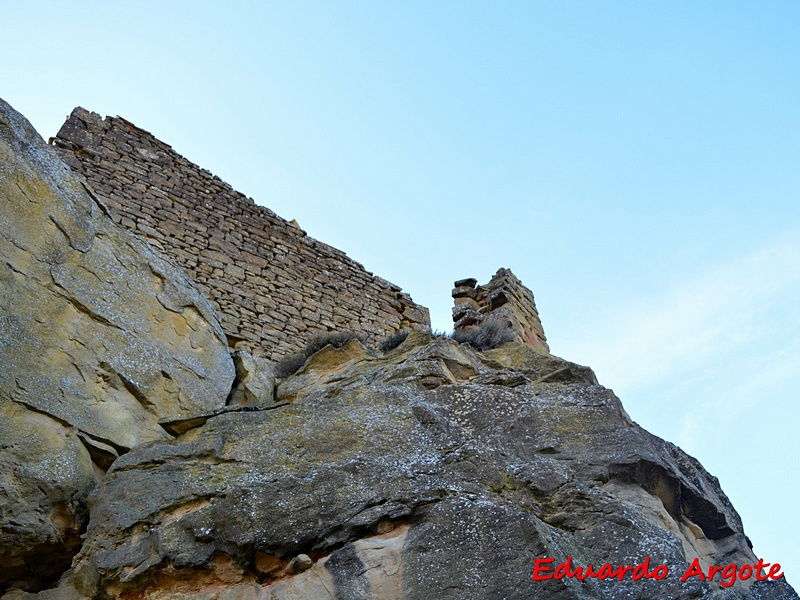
[52, 108, 430, 360]
[52, 108, 548, 359]
[452, 268, 549, 353]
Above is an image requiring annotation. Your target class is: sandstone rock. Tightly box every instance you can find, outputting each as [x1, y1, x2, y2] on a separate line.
[453, 310, 481, 329]
[0, 97, 234, 450]
[284, 554, 313, 575]
[451, 301, 475, 321]
[2, 96, 794, 600]
[451, 285, 477, 299]
[0, 399, 95, 593]
[481, 342, 599, 386]
[275, 337, 372, 403]
[0, 98, 234, 593]
[453, 296, 480, 309]
[66, 336, 796, 599]
[1, 571, 86, 600]
[227, 351, 275, 409]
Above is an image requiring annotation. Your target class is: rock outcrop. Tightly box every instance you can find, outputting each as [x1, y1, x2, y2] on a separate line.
[0, 97, 795, 599]
[63, 335, 795, 599]
[0, 99, 234, 593]
[227, 351, 276, 409]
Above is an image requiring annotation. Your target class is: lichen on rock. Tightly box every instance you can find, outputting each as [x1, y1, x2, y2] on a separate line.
[1, 97, 796, 600]
[66, 334, 797, 599]
[0, 97, 235, 595]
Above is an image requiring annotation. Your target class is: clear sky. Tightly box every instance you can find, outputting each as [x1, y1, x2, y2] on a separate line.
[3, 0, 799, 585]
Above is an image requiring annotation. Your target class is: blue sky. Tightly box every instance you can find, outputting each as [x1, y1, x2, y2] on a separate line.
[3, 0, 799, 585]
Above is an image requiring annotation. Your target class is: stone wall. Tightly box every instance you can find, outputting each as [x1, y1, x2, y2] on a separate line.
[452, 268, 549, 353]
[52, 108, 429, 360]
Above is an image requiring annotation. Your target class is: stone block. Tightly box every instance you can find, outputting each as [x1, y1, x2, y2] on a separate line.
[453, 277, 478, 288]
[452, 285, 477, 299]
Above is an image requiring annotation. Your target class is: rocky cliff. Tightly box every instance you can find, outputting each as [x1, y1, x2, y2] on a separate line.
[0, 97, 234, 594]
[0, 98, 795, 599]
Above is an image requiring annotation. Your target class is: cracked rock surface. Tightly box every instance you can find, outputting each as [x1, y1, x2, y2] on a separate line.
[0, 98, 234, 593]
[67, 335, 796, 599]
[1, 97, 795, 600]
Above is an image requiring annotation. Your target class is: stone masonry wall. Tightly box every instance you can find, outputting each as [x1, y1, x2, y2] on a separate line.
[52, 108, 430, 360]
[452, 268, 549, 353]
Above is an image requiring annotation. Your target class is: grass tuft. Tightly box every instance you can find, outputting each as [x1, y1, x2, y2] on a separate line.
[379, 329, 410, 352]
[274, 330, 366, 378]
[451, 315, 515, 351]
[273, 353, 307, 379]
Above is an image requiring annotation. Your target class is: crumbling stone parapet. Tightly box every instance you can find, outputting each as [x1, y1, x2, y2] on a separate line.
[452, 268, 549, 353]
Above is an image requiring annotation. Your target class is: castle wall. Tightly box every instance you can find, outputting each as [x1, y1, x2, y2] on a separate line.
[52, 108, 429, 360]
[452, 268, 549, 353]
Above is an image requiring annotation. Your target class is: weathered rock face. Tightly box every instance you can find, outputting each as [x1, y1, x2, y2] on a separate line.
[65, 334, 796, 599]
[227, 351, 276, 409]
[0, 99, 235, 592]
[1, 97, 795, 600]
[0, 398, 95, 594]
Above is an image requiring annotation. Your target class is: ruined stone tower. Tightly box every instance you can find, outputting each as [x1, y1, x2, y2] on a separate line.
[452, 268, 549, 353]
